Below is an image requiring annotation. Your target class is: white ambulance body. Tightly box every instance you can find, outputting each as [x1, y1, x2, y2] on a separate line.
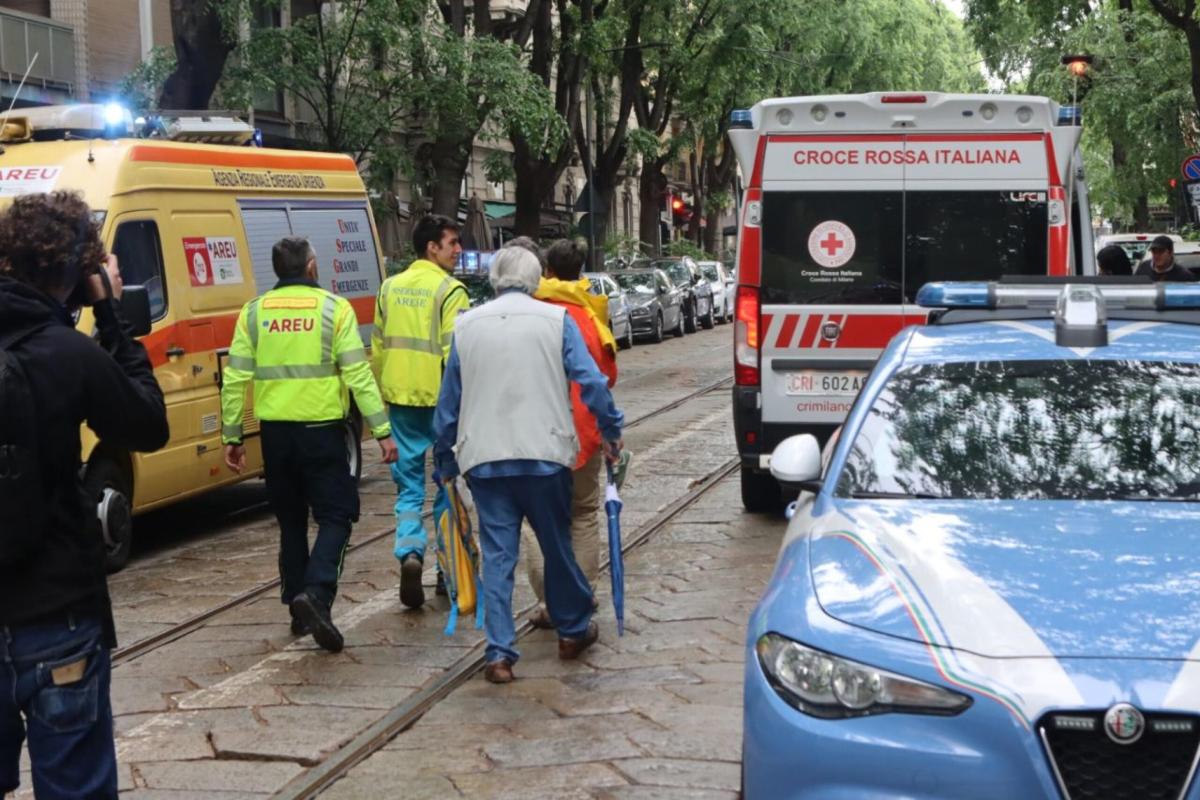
[727, 92, 1095, 510]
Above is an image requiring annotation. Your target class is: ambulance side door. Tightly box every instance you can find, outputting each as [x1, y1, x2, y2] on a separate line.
[108, 213, 197, 506]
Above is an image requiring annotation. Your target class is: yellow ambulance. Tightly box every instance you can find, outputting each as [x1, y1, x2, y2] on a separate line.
[0, 104, 387, 570]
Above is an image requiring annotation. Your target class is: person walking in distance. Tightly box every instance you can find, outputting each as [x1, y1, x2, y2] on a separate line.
[433, 247, 624, 684]
[524, 238, 618, 628]
[0, 191, 169, 799]
[372, 215, 470, 609]
[222, 237, 397, 653]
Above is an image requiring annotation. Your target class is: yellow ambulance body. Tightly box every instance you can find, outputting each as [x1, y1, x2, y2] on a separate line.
[0, 107, 386, 569]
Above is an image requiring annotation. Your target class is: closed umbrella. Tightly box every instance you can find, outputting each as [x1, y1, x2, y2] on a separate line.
[462, 194, 492, 251]
[605, 462, 625, 635]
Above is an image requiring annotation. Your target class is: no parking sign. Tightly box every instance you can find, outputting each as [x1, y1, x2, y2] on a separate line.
[1181, 154, 1200, 181]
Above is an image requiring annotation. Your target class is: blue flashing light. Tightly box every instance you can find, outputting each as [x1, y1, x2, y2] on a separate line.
[103, 102, 126, 126]
[251, 128, 264, 148]
[1057, 106, 1081, 126]
[730, 109, 753, 129]
[1161, 284, 1200, 308]
[916, 282, 992, 308]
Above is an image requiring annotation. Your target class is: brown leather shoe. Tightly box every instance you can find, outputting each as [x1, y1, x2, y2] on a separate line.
[484, 659, 515, 684]
[529, 606, 554, 630]
[558, 621, 599, 660]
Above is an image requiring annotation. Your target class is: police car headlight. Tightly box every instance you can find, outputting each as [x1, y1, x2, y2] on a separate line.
[756, 633, 971, 719]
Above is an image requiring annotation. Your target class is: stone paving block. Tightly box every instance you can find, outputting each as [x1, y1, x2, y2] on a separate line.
[281, 682, 412, 709]
[120, 791, 268, 800]
[611, 758, 741, 791]
[136, 759, 303, 793]
[418, 682, 559, 727]
[175, 681, 288, 710]
[685, 662, 743, 685]
[560, 665, 702, 693]
[484, 728, 642, 769]
[664, 681, 742, 708]
[116, 708, 256, 763]
[450, 763, 629, 799]
[283, 661, 439, 689]
[345, 643, 472, 668]
[593, 787, 739, 800]
[211, 705, 381, 764]
[111, 675, 192, 715]
[321, 770, 462, 799]
[351, 739, 492, 775]
[385, 723, 512, 751]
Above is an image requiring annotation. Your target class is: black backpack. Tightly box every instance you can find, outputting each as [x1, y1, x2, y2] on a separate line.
[0, 326, 47, 565]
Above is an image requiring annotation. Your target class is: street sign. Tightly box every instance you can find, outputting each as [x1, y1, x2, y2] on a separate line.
[1182, 155, 1200, 181]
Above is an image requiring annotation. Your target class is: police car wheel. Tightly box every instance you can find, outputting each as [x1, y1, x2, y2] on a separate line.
[741, 465, 782, 513]
[85, 458, 134, 573]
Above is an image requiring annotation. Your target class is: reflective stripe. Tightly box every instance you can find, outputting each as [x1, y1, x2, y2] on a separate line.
[337, 348, 368, 367]
[222, 424, 243, 440]
[364, 409, 388, 431]
[382, 336, 441, 355]
[320, 296, 337, 366]
[227, 354, 255, 371]
[247, 301, 260, 348]
[429, 277, 453, 355]
[255, 364, 338, 380]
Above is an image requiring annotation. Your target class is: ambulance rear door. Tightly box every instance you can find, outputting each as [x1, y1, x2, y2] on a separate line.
[758, 133, 1053, 438]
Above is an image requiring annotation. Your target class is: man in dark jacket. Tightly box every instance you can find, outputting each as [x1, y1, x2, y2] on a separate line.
[0, 191, 169, 800]
[1135, 235, 1197, 282]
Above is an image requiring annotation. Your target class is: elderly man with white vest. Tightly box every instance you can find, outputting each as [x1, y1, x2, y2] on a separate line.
[432, 247, 624, 684]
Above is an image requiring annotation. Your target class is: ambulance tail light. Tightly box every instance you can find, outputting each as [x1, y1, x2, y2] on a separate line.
[880, 94, 927, 104]
[735, 285, 760, 386]
[1047, 186, 1068, 276]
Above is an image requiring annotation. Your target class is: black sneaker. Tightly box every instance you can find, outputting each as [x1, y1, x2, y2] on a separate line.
[399, 554, 425, 609]
[435, 572, 447, 597]
[290, 591, 343, 653]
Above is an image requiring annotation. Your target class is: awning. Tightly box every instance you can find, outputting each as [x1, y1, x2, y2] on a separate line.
[485, 202, 516, 220]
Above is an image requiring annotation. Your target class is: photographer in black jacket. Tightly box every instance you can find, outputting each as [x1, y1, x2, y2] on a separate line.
[0, 192, 168, 800]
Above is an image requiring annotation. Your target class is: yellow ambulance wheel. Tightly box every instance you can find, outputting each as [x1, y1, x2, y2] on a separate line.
[84, 456, 134, 573]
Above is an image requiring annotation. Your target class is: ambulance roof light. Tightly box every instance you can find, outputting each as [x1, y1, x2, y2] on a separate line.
[158, 112, 255, 145]
[1057, 105, 1082, 126]
[730, 109, 753, 129]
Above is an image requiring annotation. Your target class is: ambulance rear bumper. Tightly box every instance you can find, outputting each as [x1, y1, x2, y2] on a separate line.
[733, 386, 836, 472]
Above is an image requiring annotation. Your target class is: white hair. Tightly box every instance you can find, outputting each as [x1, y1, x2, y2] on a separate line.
[489, 246, 542, 293]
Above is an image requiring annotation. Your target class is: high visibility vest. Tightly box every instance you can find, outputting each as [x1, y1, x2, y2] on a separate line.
[372, 260, 468, 407]
[220, 283, 390, 444]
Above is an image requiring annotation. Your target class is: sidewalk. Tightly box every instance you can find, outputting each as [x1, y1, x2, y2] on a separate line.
[321, 473, 786, 800]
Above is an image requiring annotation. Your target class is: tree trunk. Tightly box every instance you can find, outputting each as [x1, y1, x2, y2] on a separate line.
[158, 0, 233, 109]
[430, 138, 471, 219]
[513, 148, 556, 237]
[703, 203, 722, 254]
[1135, 195, 1151, 230]
[639, 159, 668, 254]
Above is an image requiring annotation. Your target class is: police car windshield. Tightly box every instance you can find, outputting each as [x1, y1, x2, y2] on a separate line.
[614, 272, 656, 294]
[761, 191, 1048, 305]
[837, 359, 1200, 501]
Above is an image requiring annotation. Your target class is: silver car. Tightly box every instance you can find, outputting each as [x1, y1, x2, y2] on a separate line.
[584, 272, 635, 350]
[697, 260, 734, 323]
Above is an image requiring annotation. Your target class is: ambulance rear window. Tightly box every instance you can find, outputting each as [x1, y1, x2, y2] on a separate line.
[761, 191, 1048, 305]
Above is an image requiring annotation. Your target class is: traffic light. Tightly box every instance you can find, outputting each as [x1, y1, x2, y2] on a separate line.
[670, 196, 693, 225]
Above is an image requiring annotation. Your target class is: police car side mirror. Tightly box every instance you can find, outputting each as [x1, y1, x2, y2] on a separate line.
[120, 285, 153, 337]
[770, 434, 823, 494]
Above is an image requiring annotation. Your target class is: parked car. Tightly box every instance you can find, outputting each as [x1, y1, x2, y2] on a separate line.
[613, 268, 685, 342]
[1096, 232, 1183, 265]
[605, 255, 651, 271]
[651, 257, 714, 332]
[697, 260, 734, 323]
[584, 271, 635, 350]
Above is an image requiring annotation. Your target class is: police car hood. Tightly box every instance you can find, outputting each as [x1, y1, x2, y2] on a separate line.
[810, 499, 1200, 660]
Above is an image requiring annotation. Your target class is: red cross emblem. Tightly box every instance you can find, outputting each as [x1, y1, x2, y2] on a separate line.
[820, 232, 845, 257]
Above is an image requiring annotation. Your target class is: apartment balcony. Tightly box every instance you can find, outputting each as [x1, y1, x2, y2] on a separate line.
[0, 7, 74, 95]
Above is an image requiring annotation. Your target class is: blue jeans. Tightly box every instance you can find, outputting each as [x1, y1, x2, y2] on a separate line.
[0, 615, 116, 799]
[468, 469, 594, 665]
[389, 405, 448, 562]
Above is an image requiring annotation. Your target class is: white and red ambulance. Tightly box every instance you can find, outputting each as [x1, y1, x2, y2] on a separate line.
[726, 92, 1096, 510]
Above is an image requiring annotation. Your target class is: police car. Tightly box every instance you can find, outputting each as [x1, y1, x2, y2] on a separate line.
[727, 92, 1098, 511]
[744, 279, 1200, 799]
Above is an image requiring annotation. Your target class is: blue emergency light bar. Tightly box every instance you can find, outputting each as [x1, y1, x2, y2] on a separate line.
[730, 109, 753, 129]
[917, 280, 1200, 311]
[1056, 106, 1082, 126]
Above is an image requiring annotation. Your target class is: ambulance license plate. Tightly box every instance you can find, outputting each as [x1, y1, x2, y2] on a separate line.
[785, 370, 866, 396]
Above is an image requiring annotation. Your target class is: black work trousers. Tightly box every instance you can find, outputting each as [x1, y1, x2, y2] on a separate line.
[260, 420, 359, 609]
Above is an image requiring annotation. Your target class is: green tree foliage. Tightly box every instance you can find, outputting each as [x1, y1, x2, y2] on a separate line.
[119, 47, 178, 114]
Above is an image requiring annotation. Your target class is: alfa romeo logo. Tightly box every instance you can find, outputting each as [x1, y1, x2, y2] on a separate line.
[1103, 703, 1145, 745]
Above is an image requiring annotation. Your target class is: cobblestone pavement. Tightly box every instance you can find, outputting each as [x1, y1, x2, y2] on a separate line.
[321, 472, 783, 800]
[5, 326, 787, 798]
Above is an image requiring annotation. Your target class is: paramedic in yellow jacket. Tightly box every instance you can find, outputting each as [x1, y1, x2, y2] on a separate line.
[372, 215, 470, 609]
[221, 236, 398, 653]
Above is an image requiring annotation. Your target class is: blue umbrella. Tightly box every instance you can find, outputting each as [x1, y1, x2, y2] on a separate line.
[605, 462, 625, 635]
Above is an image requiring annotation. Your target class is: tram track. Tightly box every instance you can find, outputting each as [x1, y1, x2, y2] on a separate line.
[110, 374, 733, 667]
[272, 454, 741, 800]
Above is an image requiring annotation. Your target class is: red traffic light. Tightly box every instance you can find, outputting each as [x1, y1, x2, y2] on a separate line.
[671, 198, 685, 212]
[1170, 178, 1178, 189]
